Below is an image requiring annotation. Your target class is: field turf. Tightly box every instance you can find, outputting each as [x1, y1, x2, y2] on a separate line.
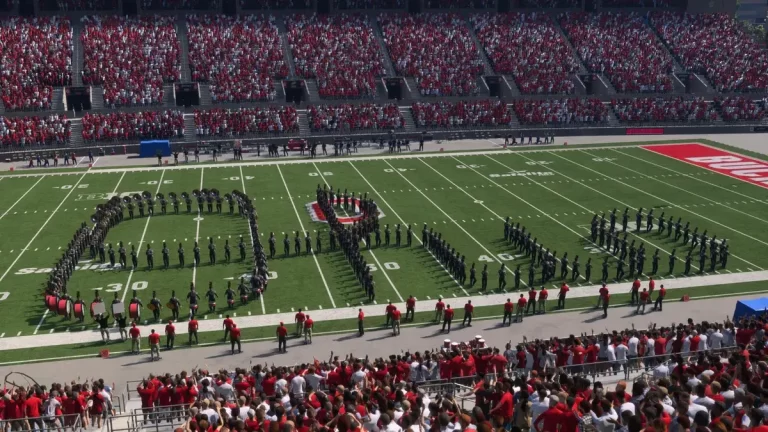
[0, 139, 766, 363]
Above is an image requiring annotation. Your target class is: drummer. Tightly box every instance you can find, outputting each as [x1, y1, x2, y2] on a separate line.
[60, 288, 73, 320]
[149, 291, 162, 321]
[205, 282, 218, 314]
[187, 283, 200, 319]
[237, 277, 249, 305]
[74, 291, 86, 323]
[91, 292, 104, 319]
[168, 291, 181, 321]
[111, 293, 121, 318]
[224, 281, 236, 309]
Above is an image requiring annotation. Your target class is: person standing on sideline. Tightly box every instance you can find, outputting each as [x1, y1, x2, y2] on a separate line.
[165, 320, 175, 349]
[653, 284, 666, 311]
[538, 286, 548, 314]
[516, 294, 527, 323]
[462, 300, 473, 327]
[230, 323, 242, 354]
[129, 323, 141, 354]
[276, 322, 288, 353]
[188, 316, 199, 345]
[442, 305, 454, 333]
[148, 329, 161, 361]
[638, 288, 649, 315]
[434, 296, 445, 323]
[391, 308, 401, 336]
[357, 308, 365, 336]
[223, 315, 234, 340]
[558, 282, 569, 309]
[405, 295, 416, 321]
[304, 314, 314, 343]
[503, 298, 514, 326]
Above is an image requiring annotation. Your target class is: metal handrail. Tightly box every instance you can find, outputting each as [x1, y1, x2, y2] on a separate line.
[105, 412, 139, 432]
[11, 413, 83, 432]
[132, 404, 192, 432]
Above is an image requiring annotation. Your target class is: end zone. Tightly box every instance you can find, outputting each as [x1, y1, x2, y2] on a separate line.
[640, 143, 768, 190]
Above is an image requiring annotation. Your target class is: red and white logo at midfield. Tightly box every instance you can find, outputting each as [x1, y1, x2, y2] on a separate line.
[306, 198, 385, 224]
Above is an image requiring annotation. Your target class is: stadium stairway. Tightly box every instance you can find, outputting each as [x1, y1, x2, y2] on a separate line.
[297, 110, 310, 136]
[372, 16, 397, 78]
[163, 85, 176, 107]
[52, 88, 65, 111]
[404, 77, 421, 100]
[184, 113, 196, 138]
[91, 87, 104, 110]
[502, 75, 521, 97]
[176, 17, 191, 82]
[72, 23, 84, 86]
[276, 17, 298, 79]
[199, 84, 212, 105]
[69, 118, 84, 148]
[400, 106, 417, 133]
[305, 80, 320, 103]
[551, 13, 588, 74]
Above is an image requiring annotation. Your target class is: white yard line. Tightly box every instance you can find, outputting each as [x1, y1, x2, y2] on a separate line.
[239, 165, 266, 315]
[505, 152, 698, 271]
[348, 161, 467, 292]
[559, 151, 765, 269]
[0, 176, 46, 220]
[119, 170, 167, 305]
[627, 147, 768, 205]
[385, 159, 521, 287]
[611, 149, 768, 225]
[276, 165, 337, 308]
[312, 162, 404, 302]
[191, 168, 205, 285]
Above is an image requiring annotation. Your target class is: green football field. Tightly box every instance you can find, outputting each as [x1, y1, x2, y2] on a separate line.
[0, 139, 767, 350]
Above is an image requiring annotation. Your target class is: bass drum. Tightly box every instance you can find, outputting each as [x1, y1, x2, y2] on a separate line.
[73, 302, 85, 320]
[128, 302, 141, 320]
[57, 299, 72, 316]
[45, 295, 58, 312]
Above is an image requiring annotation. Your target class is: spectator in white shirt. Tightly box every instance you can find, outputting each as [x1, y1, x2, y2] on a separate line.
[531, 389, 550, 422]
[693, 384, 715, 409]
[290, 374, 306, 397]
[710, 328, 724, 350]
[382, 413, 403, 432]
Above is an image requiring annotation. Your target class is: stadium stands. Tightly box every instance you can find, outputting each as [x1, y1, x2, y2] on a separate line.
[81, 111, 185, 142]
[716, 97, 766, 122]
[40, 0, 118, 11]
[411, 100, 512, 128]
[307, 103, 404, 132]
[334, 0, 405, 9]
[187, 15, 287, 104]
[240, 0, 312, 9]
[81, 15, 180, 108]
[194, 107, 300, 137]
[424, 0, 496, 8]
[602, 0, 674, 6]
[378, 13, 484, 97]
[559, 12, 674, 93]
[0, 114, 70, 147]
[649, 12, 768, 93]
[470, 13, 578, 95]
[513, 98, 608, 125]
[0, 17, 72, 111]
[285, 14, 386, 99]
[519, 0, 580, 6]
[141, 0, 217, 9]
[611, 96, 716, 123]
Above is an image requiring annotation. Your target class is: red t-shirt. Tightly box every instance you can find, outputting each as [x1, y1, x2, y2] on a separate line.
[632, 280, 640, 291]
[406, 298, 416, 309]
[464, 303, 474, 313]
[540, 289, 548, 299]
[640, 291, 649, 301]
[277, 326, 288, 337]
[517, 297, 527, 308]
[262, 376, 277, 396]
[560, 285, 569, 295]
[385, 304, 396, 315]
[295, 312, 306, 323]
[304, 319, 314, 329]
[223, 318, 234, 329]
[188, 319, 198, 331]
[358, 311, 364, 321]
[658, 287, 666, 298]
[444, 308, 454, 319]
[534, 407, 563, 432]
[649, 279, 656, 292]
[529, 290, 537, 301]
[165, 324, 175, 335]
[157, 387, 172, 406]
[24, 396, 42, 418]
[493, 392, 514, 421]
[230, 327, 241, 340]
[571, 346, 585, 364]
[149, 333, 160, 344]
[435, 301, 445, 311]
[391, 310, 401, 320]
[504, 301, 514, 312]
[129, 327, 140, 339]
[599, 287, 609, 299]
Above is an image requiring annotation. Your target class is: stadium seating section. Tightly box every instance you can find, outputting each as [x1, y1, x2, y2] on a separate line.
[649, 12, 768, 93]
[559, 12, 673, 93]
[513, 98, 608, 125]
[285, 14, 386, 99]
[194, 107, 300, 137]
[40, 0, 117, 11]
[141, 0, 216, 9]
[611, 97, 716, 123]
[81, 15, 180, 108]
[411, 100, 512, 128]
[307, 103, 404, 132]
[334, 0, 405, 9]
[378, 13, 484, 97]
[424, 0, 496, 7]
[471, 13, 578, 95]
[187, 15, 287, 103]
[716, 97, 766, 122]
[81, 110, 185, 142]
[0, 17, 71, 111]
[239, 0, 312, 9]
[0, 114, 70, 147]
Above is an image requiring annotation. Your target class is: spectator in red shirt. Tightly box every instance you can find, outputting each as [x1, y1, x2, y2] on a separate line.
[148, 329, 161, 361]
[25, 390, 43, 431]
[516, 294, 527, 322]
[276, 322, 288, 353]
[230, 323, 242, 354]
[489, 381, 514, 428]
[295, 309, 306, 336]
[558, 283, 569, 309]
[223, 314, 234, 340]
[304, 314, 314, 343]
[533, 397, 563, 432]
[129, 323, 141, 354]
[357, 308, 364, 336]
[442, 305, 454, 333]
[503, 298, 514, 326]
[527, 287, 538, 315]
[405, 295, 416, 321]
[654, 284, 666, 311]
[462, 300, 473, 327]
[164, 320, 175, 349]
[434, 297, 445, 322]
[391, 308, 401, 336]
[188, 317, 199, 345]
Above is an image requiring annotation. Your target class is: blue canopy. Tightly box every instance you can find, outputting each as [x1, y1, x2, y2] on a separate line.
[139, 140, 171, 158]
[733, 297, 768, 321]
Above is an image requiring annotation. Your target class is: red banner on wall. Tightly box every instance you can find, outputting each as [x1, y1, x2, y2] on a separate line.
[641, 143, 768, 190]
[626, 128, 664, 135]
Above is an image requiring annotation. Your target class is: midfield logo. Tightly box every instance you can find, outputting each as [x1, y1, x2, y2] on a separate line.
[306, 198, 385, 224]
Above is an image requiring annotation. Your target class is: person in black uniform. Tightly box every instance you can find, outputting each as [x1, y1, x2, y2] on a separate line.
[514, 265, 521, 290]
[206, 282, 218, 313]
[238, 236, 247, 261]
[215, 195, 222, 214]
[225, 282, 236, 309]
[108, 244, 116, 267]
[395, 224, 401, 246]
[668, 249, 677, 274]
[168, 291, 181, 320]
[657, 212, 666, 235]
[571, 256, 580, 281]
[193, 241, 201, 267]
[269, 232, 276, 258]
[698, 248, 706, 274]
[206, 194, 213, 213]
[146, 244, 154, 270]
[601, 258, 609, 282]
[131, 244, 138, 269]
[172, 197, 179, 214]
[187, 284, 200, 319]
[185, 193, 192, 213]
[177, 243, 185, 267]
[469, 263, 477, 287]
[284, 234, 290, 257]
[615, 259, 625, 281]
[161, 242, 170, 269]
[375, 225, 381, 247]
[118, 242, 127, 269]
[481, 264, 488, 291]
[651, 249, 660, 274]
[223, 240, 230, 263]
[384, 224, 391, 246]
[160, 196, 167, 215]
[316, 233, 322, 253]
[208, 238, 216, 264]
[498, 264, 507, 290]
[294, 231, 301, 255]
[559, 253, 569, 280]
[127, 201, 135, 219]
[684, 252, 693, 275]
[584, 257, 592, 282]
[138, 199, 145, 218]
[150, 291, 162, 321]
[406, 225, 412, 247]
[305, 231, 312, 254]
[98, 242, 106, 263]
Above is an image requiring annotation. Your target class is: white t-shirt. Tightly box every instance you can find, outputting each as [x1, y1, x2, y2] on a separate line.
[410, 362, 423, 382]
[688, 402, 709, 423]
[605, 344, 616, 362]
[627, 337, 639, 356]
[531, 397, 550, 421]
[615, 344, 629, 362]
[217, 382, 235, 401]
[363, 408, 382, 432]
[620, 402, 636, 415]
[693, 396, 715, 410]
[290, 375, 306, 395]
[201, 408, 219, 426]
[386, 420, 404, 432]
[699, 334, 708, 349]
[351, 370, 366, 385]
[710, 331, 723, 349]
[43, 398, 61, 420]
[304, 373, 324, 391]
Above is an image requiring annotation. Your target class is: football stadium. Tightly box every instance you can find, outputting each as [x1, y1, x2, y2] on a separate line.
[0, 1, 768, 432]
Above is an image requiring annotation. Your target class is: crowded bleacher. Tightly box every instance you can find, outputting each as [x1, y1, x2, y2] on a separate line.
[411, 100, 512, 128]
[519, 0, 580, 7]
[194, 107, 300, 137]
[0, 114, 70, 147]
[308, 104, 404, 132]
[559, 12, 674, 93]
[611, 97, 717, 124]
[80, 15, 180, 108]
[285, 14, 386, 99]
[716, 97, 766, 122]
[81, 110, 185, 142]
[513, 99, 608, 126]
[378, 13, 484, 97]
[334, 0, 405, 9]
[187, 15, 286, 104]
[0, 17, 71, 111]
[239, 0, 312, 9]
[141, 0, 217, 9]
[602, 0, 675, 6]
[424, 0, 496, 8]
[649, 12, 768, 93]
[40, 0, 118, 11]
[471, 13, 578, 95]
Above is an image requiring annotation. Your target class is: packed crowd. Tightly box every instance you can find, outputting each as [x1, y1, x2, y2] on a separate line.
[40, 0, 117, 10]
[378, 13, 484, 97]
[187, 15, 287, 104]
[142, 0, 217, 9]
[240, 0, 312, 9]
[471, 13, 578, 95]
[715, 97, 766, 122]
[611, 97, 717, 123]
[81, 15, 180, 108]
[424, 0, 496, 7]
[519, 0, 580, 7]
[194, 107, 300, 137]
[307, 104, 404, 132]
[0, 114, 70, 147]
[0, 17, 72, 111]
[286, 14, 386, 99]
[650, 12, 768, 93]
[334, 0, 405, 9]
[602, 0, 675, 6]
[411, 100, 512, 128]
[559, 12, 674, 93]
[81, 110, 185, 142]
[513, 98, 608, 126]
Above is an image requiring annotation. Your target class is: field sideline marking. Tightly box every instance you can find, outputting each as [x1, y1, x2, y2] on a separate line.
[276, 165, 337, 308]
[239, 165, 266, 315]
[555, 151, 765, 269]
[613, 149, 768, 224]
[504, 152, 699, 271]
[384, 159, 520, 289]
[347, 161, 467, 292]
[191, 168, 204, 285]
[313, 162, 404, 302]
[119, 170, 167, 306]
[0, 171, 89, 335]
[0, 176, 45, 221]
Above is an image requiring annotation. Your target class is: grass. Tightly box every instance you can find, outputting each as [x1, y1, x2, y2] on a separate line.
[0, 138, 767, 362]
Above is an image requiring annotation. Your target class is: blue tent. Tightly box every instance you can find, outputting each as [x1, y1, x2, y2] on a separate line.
[139, 140, 171, 158]
[733, 297, 768, 321]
